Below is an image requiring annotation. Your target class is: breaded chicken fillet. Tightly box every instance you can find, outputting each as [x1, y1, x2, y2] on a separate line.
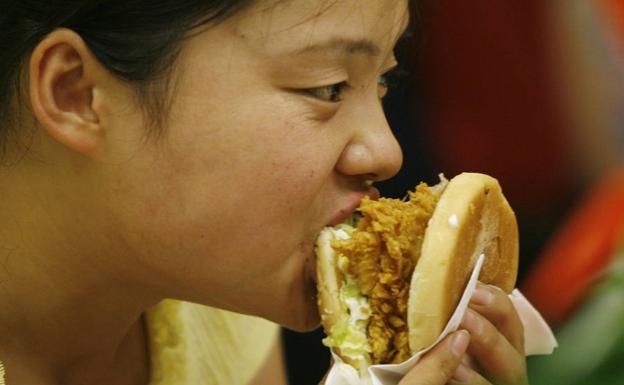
[316, 173, 519, 372]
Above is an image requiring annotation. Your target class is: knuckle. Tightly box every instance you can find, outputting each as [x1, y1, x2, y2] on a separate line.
[490, 288, 514, 314]
[470, 314, 496, 344]
[497, 305, 525, 352]
[487, 283, 506, 297]
[479, 322, 500, 347]
[490, 344, 526, 376]
[437, 350, 462, 380]
[490, 293, 523, 330]
[438, 358, 458, 380]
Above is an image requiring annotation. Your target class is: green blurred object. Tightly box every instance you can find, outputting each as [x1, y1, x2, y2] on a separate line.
[528, 254, 624, 385]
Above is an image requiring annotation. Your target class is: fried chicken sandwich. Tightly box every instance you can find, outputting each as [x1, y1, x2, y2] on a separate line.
[315, 173, 518, 372]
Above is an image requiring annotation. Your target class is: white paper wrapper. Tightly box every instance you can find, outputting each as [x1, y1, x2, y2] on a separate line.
[324, 254, 558, 385]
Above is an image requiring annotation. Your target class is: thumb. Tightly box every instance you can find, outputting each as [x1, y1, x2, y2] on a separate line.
[399, 330, 470, 385]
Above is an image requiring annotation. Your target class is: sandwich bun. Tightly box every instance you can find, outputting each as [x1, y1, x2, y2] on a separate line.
[316, 172, 519, 369]
[407, 173, 518, 352]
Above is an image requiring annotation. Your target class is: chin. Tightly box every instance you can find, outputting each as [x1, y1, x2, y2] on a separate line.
[276, 276, 321, 332]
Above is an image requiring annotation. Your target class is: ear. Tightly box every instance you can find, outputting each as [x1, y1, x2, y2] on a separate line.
[29, 28, 107, 157]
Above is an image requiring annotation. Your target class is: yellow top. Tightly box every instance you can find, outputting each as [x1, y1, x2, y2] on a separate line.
[145, 299, 280, 385]
[0, 300, 279, 385]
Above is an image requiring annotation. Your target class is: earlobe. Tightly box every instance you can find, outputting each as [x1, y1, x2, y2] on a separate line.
[29, 28, 105, 157]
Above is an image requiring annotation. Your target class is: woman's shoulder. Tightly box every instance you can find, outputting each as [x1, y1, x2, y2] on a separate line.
[145, 299, 280, 385]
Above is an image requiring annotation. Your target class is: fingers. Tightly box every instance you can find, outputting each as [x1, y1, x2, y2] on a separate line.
[398, 330, 470, 385]
[460, 308, 528, 385]
[447, 364, 492, 385]
[469, 282, 524, 355]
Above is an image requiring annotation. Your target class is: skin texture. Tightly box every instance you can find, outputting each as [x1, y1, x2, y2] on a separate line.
[0, 0, 527, 384]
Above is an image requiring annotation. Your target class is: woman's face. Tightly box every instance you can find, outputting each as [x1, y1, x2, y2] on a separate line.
[102, 0, 408, 330]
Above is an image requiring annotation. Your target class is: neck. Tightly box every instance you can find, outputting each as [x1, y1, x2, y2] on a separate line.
[0, 273, 152, 385]
[0, 160, 156, 385]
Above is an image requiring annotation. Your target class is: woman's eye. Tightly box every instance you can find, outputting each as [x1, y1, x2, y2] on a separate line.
[305, 82, 350, 103]
[378, 67, 409, 99]
[378, 74, 390, 99]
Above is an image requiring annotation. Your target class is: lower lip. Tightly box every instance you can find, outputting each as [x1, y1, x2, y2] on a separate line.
[329, 188, 380, 226]
[368, 187, 381, 201]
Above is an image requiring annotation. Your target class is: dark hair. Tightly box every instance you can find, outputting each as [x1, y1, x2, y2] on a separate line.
[0, 0, 253, 156]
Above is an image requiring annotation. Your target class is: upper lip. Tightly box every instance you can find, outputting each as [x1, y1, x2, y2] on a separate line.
[328, 186, 380, 226]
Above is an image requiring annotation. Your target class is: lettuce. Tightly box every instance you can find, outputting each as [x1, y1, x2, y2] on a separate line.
[323, 224, 372, 362]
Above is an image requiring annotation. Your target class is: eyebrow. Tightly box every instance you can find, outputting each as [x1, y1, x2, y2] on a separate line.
[295, 38, 381, 57]
[293, 20, 412, 58]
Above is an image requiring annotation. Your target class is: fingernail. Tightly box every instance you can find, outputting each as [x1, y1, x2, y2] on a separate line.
[471, 284, 493, 306]
[452, 363, 472, 382]
[451, 330, 470, 358]
[462, 309, 484, 335]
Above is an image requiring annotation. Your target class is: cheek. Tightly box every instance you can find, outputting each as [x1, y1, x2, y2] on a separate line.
[122, 97, 338, 285]
[204, 147, 328, 273]
[127, 142, 321, 276]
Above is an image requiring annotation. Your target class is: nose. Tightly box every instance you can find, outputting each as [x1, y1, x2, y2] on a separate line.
[335, 101, 403, 182]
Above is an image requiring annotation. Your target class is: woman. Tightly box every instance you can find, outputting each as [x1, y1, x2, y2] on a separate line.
[0, 1, 528, 384]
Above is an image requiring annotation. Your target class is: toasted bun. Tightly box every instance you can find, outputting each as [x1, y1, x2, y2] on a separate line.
[317, 228, 373, 369]
[316, 229, 344, 337]
[407, 173, 519, 352]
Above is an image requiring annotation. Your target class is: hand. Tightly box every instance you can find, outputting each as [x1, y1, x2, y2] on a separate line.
[398, 282, 528, 385]
[398, 330, 471, 385]
[449, 282, 528, 385]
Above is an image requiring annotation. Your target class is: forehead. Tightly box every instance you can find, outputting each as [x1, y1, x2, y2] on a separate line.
[230, 0, 410, 56]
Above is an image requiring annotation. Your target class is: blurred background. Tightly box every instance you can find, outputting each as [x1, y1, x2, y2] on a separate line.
[282, 1, 624, 384]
